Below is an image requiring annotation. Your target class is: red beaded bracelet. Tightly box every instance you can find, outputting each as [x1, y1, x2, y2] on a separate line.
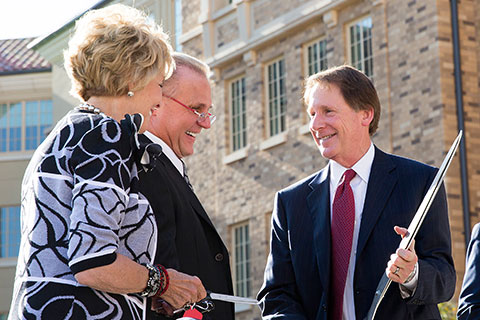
[154, 264, 170, 297]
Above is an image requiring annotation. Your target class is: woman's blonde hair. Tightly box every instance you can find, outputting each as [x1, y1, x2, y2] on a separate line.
[64, 4, 174, 101]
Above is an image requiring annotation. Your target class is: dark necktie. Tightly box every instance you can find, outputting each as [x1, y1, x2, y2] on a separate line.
[329, 169, 356, 320]
[181, 160, 193, 191]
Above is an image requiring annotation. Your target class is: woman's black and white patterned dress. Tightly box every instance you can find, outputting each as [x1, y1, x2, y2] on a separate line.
[8, 109, 157, 320]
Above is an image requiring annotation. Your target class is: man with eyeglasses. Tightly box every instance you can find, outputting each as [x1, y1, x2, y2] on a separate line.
[138, 52, 234, 320]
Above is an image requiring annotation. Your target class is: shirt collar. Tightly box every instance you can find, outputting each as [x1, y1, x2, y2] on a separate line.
[143, 131, 184, 176]
[330, 142, 375, 187]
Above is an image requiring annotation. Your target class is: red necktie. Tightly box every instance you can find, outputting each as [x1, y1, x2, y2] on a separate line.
[329, 169, 356, 320]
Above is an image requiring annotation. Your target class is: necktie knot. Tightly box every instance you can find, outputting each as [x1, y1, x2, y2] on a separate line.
[342, 169, 356, 185]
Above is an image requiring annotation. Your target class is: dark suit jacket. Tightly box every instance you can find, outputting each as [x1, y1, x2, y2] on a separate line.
[257, 147, 455, 320]
[138, 135, 234, 320]
[457, 223, 480, 319]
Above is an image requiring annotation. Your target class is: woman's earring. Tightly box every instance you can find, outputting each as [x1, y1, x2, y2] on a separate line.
[127, 91, 134, 97]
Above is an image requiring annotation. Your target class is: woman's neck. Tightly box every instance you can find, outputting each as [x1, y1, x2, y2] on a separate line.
[86, 96, 127, 122]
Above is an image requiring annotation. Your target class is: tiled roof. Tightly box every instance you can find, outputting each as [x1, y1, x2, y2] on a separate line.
[0, 38, 51, 75]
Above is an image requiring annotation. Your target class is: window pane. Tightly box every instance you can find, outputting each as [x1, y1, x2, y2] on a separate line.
[306, 38, 327, 76]
[266, 59, 286, 137]
[1, 99, 53, 153]
[8, 103, 22, 151]
[230, 77, 247, 151]
[1, 206, 21, 258]
[25, 101, 39, 150]
[233, 224, 251, 297]
[349, 17, 373, 77]
[0, 104, 7, 152]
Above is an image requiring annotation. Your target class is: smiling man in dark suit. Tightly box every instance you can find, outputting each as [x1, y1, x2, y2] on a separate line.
[257, 65, 455, 320]
[138, 52, 234, 320]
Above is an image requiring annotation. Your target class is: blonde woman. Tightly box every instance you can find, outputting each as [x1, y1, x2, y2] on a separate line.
[8, 4, 181, 319]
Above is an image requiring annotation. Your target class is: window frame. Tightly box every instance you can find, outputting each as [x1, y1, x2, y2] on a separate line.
[0, 205, 21, 259]
[346, 15, 373, 77]
[264, 56, 287, 138]
[0, 99, 53, 154]
[228, 75, 247, 153]
[231, 221, 252, 301]
[303, 36, 328, 77]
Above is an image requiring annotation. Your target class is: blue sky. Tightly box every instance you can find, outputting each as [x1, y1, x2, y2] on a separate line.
[0, 0, 101, 40]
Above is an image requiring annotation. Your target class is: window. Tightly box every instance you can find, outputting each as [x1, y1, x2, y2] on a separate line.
[265, 58, 286, 137]
[233, 223, 251, 298]
[229, 76, 247, 152]
[1, 206, 21, 258]
[347, 16, 373, 77]
[305, 38, 328, 76]
[0, 99, 53, 153]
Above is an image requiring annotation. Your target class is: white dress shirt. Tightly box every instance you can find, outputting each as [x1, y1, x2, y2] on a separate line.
[143, 131, 185, 176]
[329, 143, 417, 320]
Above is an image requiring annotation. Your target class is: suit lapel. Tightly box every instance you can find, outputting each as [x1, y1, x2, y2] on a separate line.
[158, 154, 217, 230]
[356, 147, 397, 257]
[138, 134, 217, 230]
[306, 166, 331, 291]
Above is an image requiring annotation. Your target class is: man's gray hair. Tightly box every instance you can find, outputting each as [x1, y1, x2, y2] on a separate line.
[170, 52, 210, 79]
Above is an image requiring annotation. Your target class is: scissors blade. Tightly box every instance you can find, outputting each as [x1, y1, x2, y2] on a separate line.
[208, 292, 258, 305]
[365, 130, 463, 320]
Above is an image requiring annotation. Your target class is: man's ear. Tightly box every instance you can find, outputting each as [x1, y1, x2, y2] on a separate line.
[361, 106, 374, 127]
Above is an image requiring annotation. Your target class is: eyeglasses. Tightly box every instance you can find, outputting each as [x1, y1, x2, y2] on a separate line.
[163, 94, 216, 124]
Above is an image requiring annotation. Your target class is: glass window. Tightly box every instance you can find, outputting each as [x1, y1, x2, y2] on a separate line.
[306, 38, 328, 76]
[266, 58, 287, 137]
[233, 223, 251, 298]
[230, 76, 247, 152]
[348, 16, 373, 77]
[0, 100, 52, 153]
[1, 206, 21, 258]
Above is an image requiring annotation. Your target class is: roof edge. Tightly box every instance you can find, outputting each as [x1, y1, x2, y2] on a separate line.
[0, 67, 52, 76]
[29, 0, 112, 50]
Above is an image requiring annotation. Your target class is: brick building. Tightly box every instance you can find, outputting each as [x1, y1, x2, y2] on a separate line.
[177, 0, 479, 319]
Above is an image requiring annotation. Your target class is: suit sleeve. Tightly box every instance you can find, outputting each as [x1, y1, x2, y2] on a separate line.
[257, 192, 308, 319]
[406, 181, 456, 305]
[457, 224, 480, 320]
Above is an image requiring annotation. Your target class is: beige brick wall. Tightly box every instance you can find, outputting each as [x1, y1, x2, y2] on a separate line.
[436, 0, 480, 299]
[180, 0, 480, 317]
[252, 0, 308, 30]
[181, 0, 201, 35]
[216, 14, 239, 49]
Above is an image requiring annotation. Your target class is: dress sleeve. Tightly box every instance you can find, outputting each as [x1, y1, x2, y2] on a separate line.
[67, 114, 143, 274]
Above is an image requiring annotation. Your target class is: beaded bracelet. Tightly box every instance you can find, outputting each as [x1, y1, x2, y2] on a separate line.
[155, 264, 170, 297]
